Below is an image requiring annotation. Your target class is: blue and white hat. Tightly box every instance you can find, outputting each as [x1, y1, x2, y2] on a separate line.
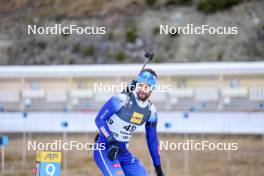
[137, 71, 157, 88]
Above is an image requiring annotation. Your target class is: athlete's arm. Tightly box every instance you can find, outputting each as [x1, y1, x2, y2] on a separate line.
[145, 104, 161, 167]
[146, 104, 165, 175]
[95, 93, 127, 139]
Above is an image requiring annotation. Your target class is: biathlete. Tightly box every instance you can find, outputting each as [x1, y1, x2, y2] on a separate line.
[94, 68, 165, 176]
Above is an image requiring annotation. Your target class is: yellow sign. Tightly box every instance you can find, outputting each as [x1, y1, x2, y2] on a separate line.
[36, 151, 62, 163]
[130, 112, 144, 124]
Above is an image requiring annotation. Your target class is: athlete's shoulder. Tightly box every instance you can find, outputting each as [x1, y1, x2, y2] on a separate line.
[148, 103, 158, 123]
[149, 103, 157, 113]
[110, 93, 129, 108]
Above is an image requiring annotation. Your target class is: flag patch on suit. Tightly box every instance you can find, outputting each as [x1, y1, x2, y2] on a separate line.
[130, 112, 144, 124]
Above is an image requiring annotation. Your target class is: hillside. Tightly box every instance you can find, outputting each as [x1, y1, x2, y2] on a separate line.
[0, 0, 263, 64]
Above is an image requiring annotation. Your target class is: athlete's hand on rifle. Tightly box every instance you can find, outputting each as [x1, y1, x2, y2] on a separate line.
[123, 79, 137, 93]
[107, 139, 120, 161]
[155, 165, 165, 176]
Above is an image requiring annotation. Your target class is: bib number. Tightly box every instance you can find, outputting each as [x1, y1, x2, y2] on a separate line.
[123, 125, 137, 132]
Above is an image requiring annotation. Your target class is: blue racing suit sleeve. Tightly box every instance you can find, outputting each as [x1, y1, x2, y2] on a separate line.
[95, 94, 127, 139]
[145, 104, 161, 167]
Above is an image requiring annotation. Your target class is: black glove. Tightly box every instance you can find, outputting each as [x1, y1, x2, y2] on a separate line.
[122, 80, 137, 93]
[107, 140, 119, 161]
[155, 165, 165, 176]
